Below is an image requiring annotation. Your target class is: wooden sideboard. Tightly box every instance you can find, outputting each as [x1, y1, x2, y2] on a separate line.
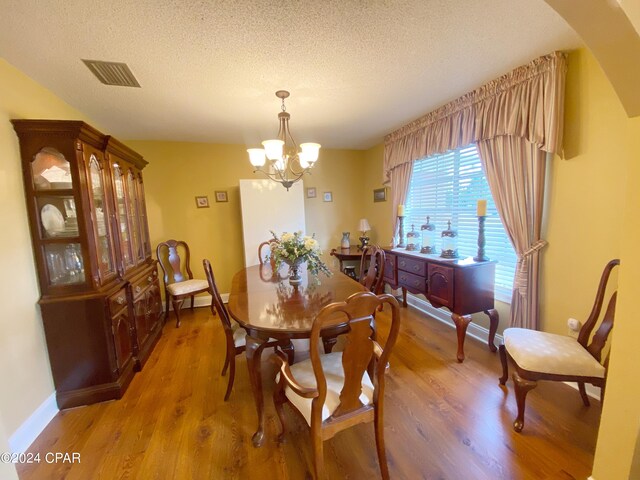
[383, 248, 498, 362]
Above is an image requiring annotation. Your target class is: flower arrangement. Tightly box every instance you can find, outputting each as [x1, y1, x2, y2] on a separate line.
[270, 230, 331, 277]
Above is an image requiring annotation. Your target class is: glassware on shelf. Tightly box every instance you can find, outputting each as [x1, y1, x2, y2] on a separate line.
[32, 147, 73, 190]
[421, 217, 437, 254]
[441, 221, 459, 259]
[406, 224, 420, 251]
[44, 243, 85, 285]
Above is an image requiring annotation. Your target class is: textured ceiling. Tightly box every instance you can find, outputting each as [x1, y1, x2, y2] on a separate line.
[0, 0, 581, 149]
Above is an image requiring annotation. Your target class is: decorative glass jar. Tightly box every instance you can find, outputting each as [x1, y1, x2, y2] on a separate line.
[406, 224, 420, 251]
[420, 216, 437, 254]
[441, 221, 458, 258]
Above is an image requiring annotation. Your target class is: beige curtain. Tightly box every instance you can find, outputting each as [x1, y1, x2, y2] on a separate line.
[383, 51, 567, 329]
[383, 51, 567, 182]
[389, 162, 413, 243]
[476, 137, 547, 329]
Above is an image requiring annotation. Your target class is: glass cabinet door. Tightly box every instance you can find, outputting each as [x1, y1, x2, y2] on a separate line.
[136, 176, 152, 259]
[31, 147, 85, 287]
[112, 164, 135, 272]
[126, 169, 143, 263]
[86, 152, 116, 283]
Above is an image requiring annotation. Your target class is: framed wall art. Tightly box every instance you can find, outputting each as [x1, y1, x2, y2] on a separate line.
[373, 187, 387, 202]
[215, 191, 228, 203]
[195, 196, 209, 208]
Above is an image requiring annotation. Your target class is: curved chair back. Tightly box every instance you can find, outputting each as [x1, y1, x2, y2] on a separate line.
[156, 239, 194, 286]
[309, 291, 400, 421]
[202, 259, 234, 334]
[578, 258, 620, 361]
[359, 245, 386, 294]
[258, 239, 278, 266]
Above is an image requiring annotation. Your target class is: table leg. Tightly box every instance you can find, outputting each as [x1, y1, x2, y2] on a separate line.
[402, 287, 408, 308]
[451, 313, 472, 363]
[322, 336, 338, 353]
[245, 333, 269, 447]
[484, 309, 499, 353]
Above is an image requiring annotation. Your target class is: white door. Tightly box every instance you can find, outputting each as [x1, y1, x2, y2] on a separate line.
[239, 179, 306, 267]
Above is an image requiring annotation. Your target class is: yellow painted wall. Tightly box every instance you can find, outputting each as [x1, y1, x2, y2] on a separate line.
[0, 58, 98, 471]
[125, 140, 366, 292]
[591, 116, 640, 479]
[541, 48, 628, 335]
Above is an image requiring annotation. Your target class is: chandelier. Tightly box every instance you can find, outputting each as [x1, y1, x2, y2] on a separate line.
[247, 90, 320, 190]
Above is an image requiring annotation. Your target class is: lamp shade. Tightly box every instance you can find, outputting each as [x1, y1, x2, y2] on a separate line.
[247, 148, 266, 167]
[300, 142, 321, 163]
[262, 139, 284, 160]
[358, 218, 371, 232]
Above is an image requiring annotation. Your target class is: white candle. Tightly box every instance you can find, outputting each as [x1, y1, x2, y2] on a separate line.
[397, 204, 405, 217]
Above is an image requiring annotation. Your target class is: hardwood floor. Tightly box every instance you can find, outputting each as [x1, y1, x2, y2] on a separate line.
[18, 305, 601, 479]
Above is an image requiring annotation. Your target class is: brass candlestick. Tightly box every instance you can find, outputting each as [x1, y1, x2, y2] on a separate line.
[474, 215, 489, 262]
[397, 216, 406, 248]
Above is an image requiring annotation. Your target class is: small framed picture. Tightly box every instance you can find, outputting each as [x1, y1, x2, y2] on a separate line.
[215, 191, 228, 203]
[195, 196, 209, 208]
[306, 187, 317, 198]
[323, 191, 333, 202]
[373, 187, 387, 203]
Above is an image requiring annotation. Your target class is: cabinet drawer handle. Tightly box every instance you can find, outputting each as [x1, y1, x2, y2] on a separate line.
[147, 276, 153, 282]
[399, 260, 406, 267]
[135, 286, 142, 293]
[116, 296, 126, 305]
[413, 265, 420, 272]
[153, 271, 157, 277]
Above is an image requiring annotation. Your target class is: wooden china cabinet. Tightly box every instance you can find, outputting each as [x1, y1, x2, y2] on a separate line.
[12, 120, 162, 409]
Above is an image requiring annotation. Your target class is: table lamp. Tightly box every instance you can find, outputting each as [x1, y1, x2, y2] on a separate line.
[358, 218, 371, 250]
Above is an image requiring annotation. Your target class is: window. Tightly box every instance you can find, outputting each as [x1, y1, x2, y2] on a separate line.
[404, 144, 516, 302]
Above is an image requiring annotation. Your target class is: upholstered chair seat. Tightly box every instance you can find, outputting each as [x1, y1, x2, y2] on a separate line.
[278, 351, 375, 424]
[166, 279, 209, 296]
[504, 328, 606, 378]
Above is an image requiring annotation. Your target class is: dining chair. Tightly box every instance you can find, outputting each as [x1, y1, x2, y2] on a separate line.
[358, 245, 386, 294]
[203, 259, 294, 401]
[258, 239, 278, 268]
[272, 291, 401, 479]
[156, 239, 210, 328]
[499, 258, 620, 432]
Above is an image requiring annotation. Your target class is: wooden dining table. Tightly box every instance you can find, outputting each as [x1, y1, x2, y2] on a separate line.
[227, 263, 366, 447]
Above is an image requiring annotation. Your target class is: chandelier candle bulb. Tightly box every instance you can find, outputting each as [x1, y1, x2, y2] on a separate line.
[477, 199, 487, 217]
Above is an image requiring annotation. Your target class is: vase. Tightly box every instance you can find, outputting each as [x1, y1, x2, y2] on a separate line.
[341, 232, 350, 249]
[284, 257, 304, 285]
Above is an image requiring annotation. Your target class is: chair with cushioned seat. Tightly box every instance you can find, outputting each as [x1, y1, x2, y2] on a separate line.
[272, 291, 401, 479]
[203, 259, 294, 401]
[156, 239, 211, 327]
[499, 258, 619, 432]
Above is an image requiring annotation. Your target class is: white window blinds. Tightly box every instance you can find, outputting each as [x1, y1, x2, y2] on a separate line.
[404, 144, 516, 302]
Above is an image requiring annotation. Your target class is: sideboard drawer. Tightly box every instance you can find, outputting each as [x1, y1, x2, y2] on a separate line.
[397, 256, 427, 276]
[398, 270, 426, 292]
[108, 287, 129, 315]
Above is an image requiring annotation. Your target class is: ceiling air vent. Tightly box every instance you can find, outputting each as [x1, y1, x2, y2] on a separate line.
[81, 59, 141, 87]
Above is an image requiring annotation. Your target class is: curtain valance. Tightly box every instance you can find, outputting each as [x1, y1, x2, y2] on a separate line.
[383, 51, 567, 182]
